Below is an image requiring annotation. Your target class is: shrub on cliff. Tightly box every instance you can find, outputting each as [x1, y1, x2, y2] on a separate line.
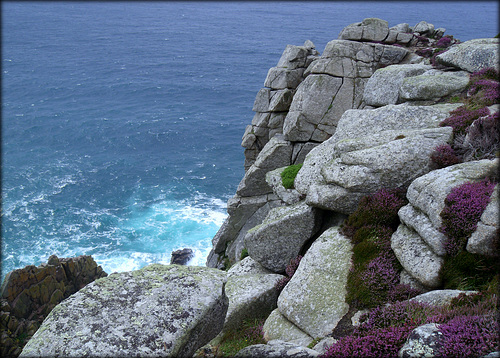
[439, 178, 496, 254]
[439, 106, 490, 136]
[438, 178, 499, 291]
[321, 293, 498, 358]
[340, 188, 417, 309]
[280, 164, 302, 189]
[340, 188, 407, 239]
[430, 144, 462, 169]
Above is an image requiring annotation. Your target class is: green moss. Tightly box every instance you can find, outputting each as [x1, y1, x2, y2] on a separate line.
[280, 164, 303, 189]
[307, 337, 322, 349]
[240, 248, 249, 260]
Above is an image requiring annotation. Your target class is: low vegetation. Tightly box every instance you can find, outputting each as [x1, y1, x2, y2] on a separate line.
[280, 164, 303, 189]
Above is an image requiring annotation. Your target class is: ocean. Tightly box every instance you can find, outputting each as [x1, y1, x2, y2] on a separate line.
[2, 1, 498, 280]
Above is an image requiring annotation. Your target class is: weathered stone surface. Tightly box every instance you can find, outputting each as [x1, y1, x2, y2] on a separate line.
[398, 204, 447, 256]
[266, 167, 304, 205]
[399, 73, 469, 100]
[399, 269, 429, 293]
[391, 224, 444, 288]
[244, 201, 322, 273]
[237, 135, 293, 197]
[363, 64, 431, 106]
[312, 337, 337, 354]
[277, 45, 311, 70]
[409, 289, 477, 306]
[294, 103, 460, 213]
[283, 74, 343, 142]
[223, 273, 284, 332]
[467, 184, 499, 256]
[413, 21, 435, 35]
[226, 199, 284, 264]
[20, 264, 228, 358]
[406, 159, 498, 229]
[338, 18, 389, 42]
[278, 227, 352, 338]
[227, 256, 274, 278]
[265, 67, 305, 90]
[263, 309, 314, 347]
[235, 339, 319, 358]
[170, 248, 194, 265]
[436, 38, 500, 73]
[398, 323, 443, 358]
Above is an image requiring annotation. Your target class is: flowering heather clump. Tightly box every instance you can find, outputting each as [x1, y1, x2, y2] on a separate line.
[430, 144, 461, 169]
[435, 35, 453, 48]
[437, 314, 499, 358]
[275, 255, 302, 292]
[360, 253, 400, 295]
[387, 283, 423, 303]
[468, 79, 500, 107]
[469, 67, 499, 83]
[341, 188, 408, 239]
[439, 178, 496, 253]
[320, 326, 413, 358]
[439, 106, 490, 135]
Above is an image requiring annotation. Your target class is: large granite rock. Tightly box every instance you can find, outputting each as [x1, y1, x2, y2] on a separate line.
[226, 256, 274, 278]
[436, 38, 500, 73]
[391, 224, 444, 288]
[278, 227, 352, 338]
[263, 309, 314, 347]
[399, 72, 469, 101]
[393, 159, 498, 288]
[244, 201, 322, 273]
[338, 18, 389, 42]
[222, 272, 284, 332]
[243, 42, 319, 169]
[20, 264, 228, 358]
[363, 64, 431, 106]
[283, 39, 408, 142]
[406, 159, 498, 229]
[235, 339, 319, 358]
[293, 103, 460, 214]
[237, 135, 293, 197]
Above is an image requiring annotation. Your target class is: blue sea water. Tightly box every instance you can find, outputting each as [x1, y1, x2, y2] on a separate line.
[2, 1, 498, 280]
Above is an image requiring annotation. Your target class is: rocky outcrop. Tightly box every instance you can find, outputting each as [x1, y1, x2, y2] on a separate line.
[170, 248, 195, 265]
[277, 227, 352, 338]
[0, 255, 107, 358]
[436, 38, 500, 72]
[20, 264, 228, 358]
[392, 159, 498, 288]
[294, 103, 458, 214]
[398, 323, 443, 358]
[244, 201, 322, 273]
[207, 17, 498, 358]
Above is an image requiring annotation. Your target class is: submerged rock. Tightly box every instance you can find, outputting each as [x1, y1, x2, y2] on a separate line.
[20, 264, 228, 358]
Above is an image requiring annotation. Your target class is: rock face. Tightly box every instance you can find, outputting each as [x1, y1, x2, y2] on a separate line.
[392, 159, 498, 288]
[20, 264, 228, 358]
[0, 255, 107, 358]
[170, 248, 195, 265]
[436, 38, 500, 72]
[263, 309, 314, 347]
[244, 201, 322, 273]
[398, 323, 443, 358]
[277, 227, 352, 338]
[294, 103, 457, 214]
